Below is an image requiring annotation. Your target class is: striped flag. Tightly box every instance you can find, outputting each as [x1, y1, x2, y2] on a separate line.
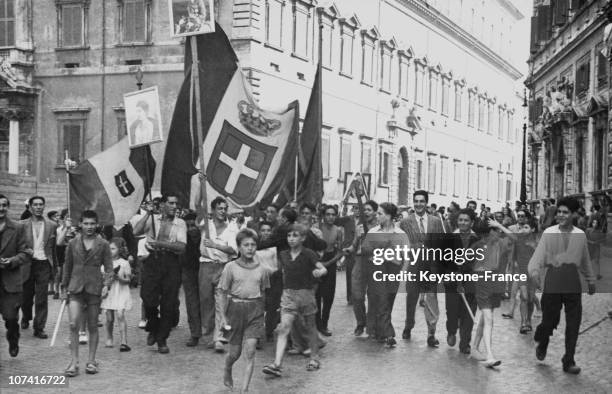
[161, 24, 299, 211]
[69, 139, 155, 226]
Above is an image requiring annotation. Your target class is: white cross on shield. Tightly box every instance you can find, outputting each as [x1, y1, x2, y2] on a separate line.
[114, 170, 135, 197]
[208, 120, 277, 205]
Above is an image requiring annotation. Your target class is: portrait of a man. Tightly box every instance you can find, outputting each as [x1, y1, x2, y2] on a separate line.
[169, 0, 215, 37]
[124, 87, 163, 148]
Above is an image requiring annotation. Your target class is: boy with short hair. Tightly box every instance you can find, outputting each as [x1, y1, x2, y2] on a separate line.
[262, 223, 327, 376]
[61, 210, 113, 376]
[219, 229, 270, 392]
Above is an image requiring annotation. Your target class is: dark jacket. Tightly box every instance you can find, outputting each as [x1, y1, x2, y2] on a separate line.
[62, 235, 113, 296]
[0, 218, 31, 292]
[258, 223, 327, 252]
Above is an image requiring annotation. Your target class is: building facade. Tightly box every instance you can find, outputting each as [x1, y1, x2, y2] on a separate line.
[0, 0, 525, 215]
[525, 0, 612, 213]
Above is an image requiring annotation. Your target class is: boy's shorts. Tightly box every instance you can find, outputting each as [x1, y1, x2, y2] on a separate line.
[226, 298, 264, 345]
[280, 288, 317, 317]
[70, 291, 101, 306]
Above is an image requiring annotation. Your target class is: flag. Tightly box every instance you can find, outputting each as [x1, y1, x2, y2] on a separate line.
[69, 139, 155, 226]
[161, 24, 299, 211]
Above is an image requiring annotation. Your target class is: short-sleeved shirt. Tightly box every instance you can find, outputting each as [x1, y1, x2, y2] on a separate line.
[130, 213, 187, 245]
[219, 259, 270, 299]
[279, 248, 319, 290]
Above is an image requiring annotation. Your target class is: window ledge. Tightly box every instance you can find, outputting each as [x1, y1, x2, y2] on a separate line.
[337, 178, 345, 184]
[323, 176, 332, 181]
[264, 42, 284, 53]
[322, 65, 332, 71]
[114, 42, 154, 48]
[379, 88, 391, 95]
[55, 46, 90, 51]
[339, 71, 353, 79]
[378, 183, 389, 188]
[360, 80, 373, 87]
[291, 52, 309, 62]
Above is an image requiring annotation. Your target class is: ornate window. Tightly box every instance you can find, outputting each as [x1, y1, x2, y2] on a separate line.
[317, 5, 338, 69]
[265, 0, 284, 49]
[338, 15, 360, 77]
[53, 108, 90, 165]
[379, 38, 396, 93]
[360, 27, 379, 86]
[398, 48, 413, 100]
[118, 0, 151, 44]
[291, 0, 312, 60]
[0, 0, 15, 47]
[56, 0, 90, 48]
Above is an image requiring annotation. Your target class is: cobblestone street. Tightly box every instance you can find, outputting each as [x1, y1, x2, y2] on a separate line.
[1, 248, 612, 394]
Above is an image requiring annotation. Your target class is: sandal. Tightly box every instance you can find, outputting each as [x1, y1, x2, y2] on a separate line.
[64, 365, 79, 378]
[119, 344, 131, 352]
[482, 359, 502, 368]
[519, 325, 529, 334]
[85, 361, 99, 375]
[306, 359, 320, 371]
[501, 313, 513, 319]
[262, 363, 282, 377]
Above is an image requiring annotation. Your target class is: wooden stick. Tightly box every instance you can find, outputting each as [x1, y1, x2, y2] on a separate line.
[50, 299, 66, 347]
[64, 151, 71, 218]
[459, 292, 476, 323]
[190, 35, 209, 238]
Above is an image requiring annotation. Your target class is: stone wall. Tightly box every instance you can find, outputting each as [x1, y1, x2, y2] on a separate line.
[1, 174, 67, 219]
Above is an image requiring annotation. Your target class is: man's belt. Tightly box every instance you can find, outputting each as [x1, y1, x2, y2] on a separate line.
[200, 259, 224, 264]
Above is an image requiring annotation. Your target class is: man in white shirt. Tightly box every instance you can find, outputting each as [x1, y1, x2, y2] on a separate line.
[199, 197, 238, 353]
[132, 194, 187, 354]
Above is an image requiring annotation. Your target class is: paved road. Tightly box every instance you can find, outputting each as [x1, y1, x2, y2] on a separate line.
[1, 249, 611, 394]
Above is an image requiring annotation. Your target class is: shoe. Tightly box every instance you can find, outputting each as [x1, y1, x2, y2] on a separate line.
[354, 325, 365, 336]
[214, 341, 225, 353]
[562, 360, 581, 374]
[447, 334, 457, 347]
[186, 337, 199, 347]
[119, 344, 131, 352]
[302, 348, 312, 356]
[34, 330, 49, 339]
[287, 348, 303, 356]
[8, 340, 19, 357]
[482, 359, 502, 368]
[78, 332, 88, 344]
[53, 293, 59, 300]
[138, 320, 147, 329]
[501, 313, 513, 319]
[385, 337, 397, 348]
[64, 365, 79, 377]
[20, 320, 29, 330]
[402, 328, 411, 340]
[459, 345, 471, 355]
[427, 335, 439, 348]
[535, 341, 547, 361]
[158, 343, 170, 354]
[319, 327, 332, 337]
[85, 361, 99, 374]
[147, 333, 157, 346]
[262, 363, 282, 377]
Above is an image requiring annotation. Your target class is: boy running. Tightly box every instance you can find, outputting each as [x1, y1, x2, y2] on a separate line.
[263, 223, 327, 376]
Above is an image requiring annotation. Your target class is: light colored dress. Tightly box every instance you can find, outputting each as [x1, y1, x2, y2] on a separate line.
[101, 258, 133, 311]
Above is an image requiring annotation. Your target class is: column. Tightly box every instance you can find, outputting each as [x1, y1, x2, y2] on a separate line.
[8, 119, 19, 174]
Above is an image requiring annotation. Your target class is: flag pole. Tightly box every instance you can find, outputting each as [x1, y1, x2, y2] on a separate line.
[190, 35, 210, 239]
[64, 150, 71, 217]
[294, 136, 299, 202]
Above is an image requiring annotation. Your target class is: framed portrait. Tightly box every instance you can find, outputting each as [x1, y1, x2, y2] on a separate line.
[608, 141, 612, 155]
[124, 87, 164, 149]
[169, 0, 215, 37]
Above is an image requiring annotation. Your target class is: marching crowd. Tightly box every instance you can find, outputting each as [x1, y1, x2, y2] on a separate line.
[0, 190, 609, 391]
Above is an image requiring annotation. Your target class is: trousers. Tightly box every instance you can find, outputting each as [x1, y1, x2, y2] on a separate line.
[315, 262, 337, 330]
[181, 265, 201, 339]
[265, 270, 283, 337]
[141, 252, 182, 344]
[444, 282, 476, 349]
[534, 265, 582, 363]
[198, 262, 224, 342]
[1, 287, 21, 344]
[345, 253, 355, 302]
[366, 261, 400, 339]
[351, 255, 369, 328]
[21, 259, 51, 332]
[405, 265, 439, 334]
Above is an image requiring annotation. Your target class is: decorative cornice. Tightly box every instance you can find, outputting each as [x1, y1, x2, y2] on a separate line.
[398, 46, 414, 59]
[317, 3, 340, 21]
[394, 0, 522, 80]
[360, 27, 380, 42]
[338, 14, 360, 31]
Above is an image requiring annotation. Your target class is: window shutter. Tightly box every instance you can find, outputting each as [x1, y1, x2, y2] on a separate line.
[63, 124, 82, 162]
[530, 16, 538, 53]
[554, 0, 568, 26]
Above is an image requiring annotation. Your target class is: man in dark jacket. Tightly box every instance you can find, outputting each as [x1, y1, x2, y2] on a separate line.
[0, 194, 31, 357]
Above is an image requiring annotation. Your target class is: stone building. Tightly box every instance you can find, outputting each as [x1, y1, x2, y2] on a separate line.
[1, 0, 525, 216]
[525, 0, 612, 213]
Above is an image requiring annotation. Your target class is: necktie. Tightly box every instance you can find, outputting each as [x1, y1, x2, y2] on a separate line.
[419, 217, 425, 233]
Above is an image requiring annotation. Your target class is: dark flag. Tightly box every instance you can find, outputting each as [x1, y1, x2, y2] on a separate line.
[69, 139, 155, 226]
[161, 24, 299, 210]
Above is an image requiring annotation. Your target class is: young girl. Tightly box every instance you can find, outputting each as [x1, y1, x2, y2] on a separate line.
[101, 237, 133, 351]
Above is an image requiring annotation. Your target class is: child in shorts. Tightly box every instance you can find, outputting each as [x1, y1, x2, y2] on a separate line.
[262, 223, 327, 377]
[219, 229, 270, 392]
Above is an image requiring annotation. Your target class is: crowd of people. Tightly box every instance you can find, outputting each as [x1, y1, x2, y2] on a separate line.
[0, 190, 609, 391]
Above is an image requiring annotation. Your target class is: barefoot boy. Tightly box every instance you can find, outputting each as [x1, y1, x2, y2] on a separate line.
[262, 223, 327, 377]
[219, 228, 270, 392]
